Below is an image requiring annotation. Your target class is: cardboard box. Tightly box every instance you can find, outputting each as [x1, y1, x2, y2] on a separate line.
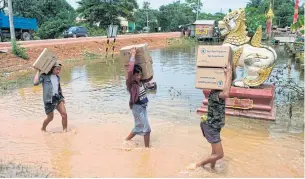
[120, 44, 150, 65]
[124, 62, 153, 81]
[195, 67, 226, 90]
[196, 46, 232, 67]
[33, 48, 58, 74]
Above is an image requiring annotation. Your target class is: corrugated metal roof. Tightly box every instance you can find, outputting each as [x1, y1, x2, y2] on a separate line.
[192, 20, 216, 25]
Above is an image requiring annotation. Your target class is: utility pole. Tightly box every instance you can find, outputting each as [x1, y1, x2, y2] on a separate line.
[146, 11, 149, 28]
[8, 0, 15, 40]
[196, 0, 200, 20]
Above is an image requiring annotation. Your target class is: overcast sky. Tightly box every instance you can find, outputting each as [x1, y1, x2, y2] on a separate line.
[67, 0, 304, 14]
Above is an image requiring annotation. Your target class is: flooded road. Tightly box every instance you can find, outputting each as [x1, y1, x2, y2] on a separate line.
[0, 46, 303, 177]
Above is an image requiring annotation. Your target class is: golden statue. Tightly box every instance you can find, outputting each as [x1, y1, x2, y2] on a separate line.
[218, 8, 277, 88]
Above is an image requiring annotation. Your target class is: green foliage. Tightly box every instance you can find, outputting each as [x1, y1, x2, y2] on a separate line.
[11, 40, 28, 60]
[158, 1, 196, 32]
[246, 0, 301, 28]
[13, 0, 76, 39]
[199, 12, 225, 21]
[77, 0, 138, 28]
[245, 7, 267, 35]
[82, 51, 104, 60]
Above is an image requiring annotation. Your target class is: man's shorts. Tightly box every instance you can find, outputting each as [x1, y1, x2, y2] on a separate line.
[200, 121, 221, 144]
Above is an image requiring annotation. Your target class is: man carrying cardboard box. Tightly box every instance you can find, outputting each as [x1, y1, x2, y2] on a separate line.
[192, 52, 233, 170]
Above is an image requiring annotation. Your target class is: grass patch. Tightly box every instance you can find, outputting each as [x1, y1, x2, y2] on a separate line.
[82, 51, 105, 61]
[11, 40, 29, 60]
[0, 160, 51, 178]
[167, 37, 198, 47]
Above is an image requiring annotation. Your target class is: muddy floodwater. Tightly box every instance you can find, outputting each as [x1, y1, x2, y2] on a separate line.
[0, 46, 304, 177]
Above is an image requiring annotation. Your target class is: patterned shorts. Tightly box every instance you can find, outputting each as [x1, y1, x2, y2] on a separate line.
[131, 104, 151, 136]
[200, 121, 221, 144]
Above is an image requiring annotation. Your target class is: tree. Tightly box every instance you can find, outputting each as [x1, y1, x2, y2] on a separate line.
[246, 0, 264, 8]
[197, 12, 225, 21]
[158, 1, 195, 32]
[246, 0, 298, 28]
[186, 0, 203, 12]
[143, 1, 150, 10]
[77, 0, 138, 28]
[245, 7, 267, 35]
[13, 0, 76, 39]
[134, 1, 159, 31]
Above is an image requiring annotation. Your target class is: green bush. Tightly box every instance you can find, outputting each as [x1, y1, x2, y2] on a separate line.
[11, 40, 29, 60]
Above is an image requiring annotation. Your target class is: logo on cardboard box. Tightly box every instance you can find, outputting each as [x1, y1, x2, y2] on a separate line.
[217, 80, 223, 87]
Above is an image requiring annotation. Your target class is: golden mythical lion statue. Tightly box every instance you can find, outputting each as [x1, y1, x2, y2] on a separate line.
[218, 8, 277, 88]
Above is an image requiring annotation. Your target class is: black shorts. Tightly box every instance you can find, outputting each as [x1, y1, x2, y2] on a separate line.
[44, 96, 64, 114]
[200, 121, 221, 144]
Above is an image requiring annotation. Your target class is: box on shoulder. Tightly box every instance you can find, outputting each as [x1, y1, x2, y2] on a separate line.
[196, 45, 232, 67]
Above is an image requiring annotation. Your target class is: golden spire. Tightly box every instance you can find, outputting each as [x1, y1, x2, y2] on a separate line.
[266, 2, 274, 19]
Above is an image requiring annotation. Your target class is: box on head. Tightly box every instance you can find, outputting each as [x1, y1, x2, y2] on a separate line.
[120, 43, 154, 81]
[33, 48, 59, 74]
[195, 45, 233, 90]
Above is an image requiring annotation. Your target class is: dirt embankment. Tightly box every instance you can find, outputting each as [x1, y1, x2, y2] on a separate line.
[0, 32, 180, 74]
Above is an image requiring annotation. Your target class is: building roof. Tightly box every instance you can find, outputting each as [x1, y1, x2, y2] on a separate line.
[192, 20, 216, 25]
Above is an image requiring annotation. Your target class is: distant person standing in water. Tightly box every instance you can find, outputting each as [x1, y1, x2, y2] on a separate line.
[195, 60, 232, 169]
[33, 62, 68, 132]
[125, 47, 153, 148]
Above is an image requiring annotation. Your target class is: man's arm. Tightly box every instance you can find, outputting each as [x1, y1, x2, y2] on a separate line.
[126, 47, 136, 90]
[219, 60, 232, 99]
[33, 70, 43, 86]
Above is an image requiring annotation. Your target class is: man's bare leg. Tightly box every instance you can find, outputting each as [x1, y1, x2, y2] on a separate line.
[56, 101, 68, 132]
[144, 132, 150, 148]
[211, 147, 216, 169]
[41, 112, 54, 131]
[125, 132, 136, 140]
[196, 142, 224, 168]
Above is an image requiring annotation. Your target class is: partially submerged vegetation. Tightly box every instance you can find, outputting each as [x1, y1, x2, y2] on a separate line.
[0, 160, 51, 178]
[11, 40, 29, 60]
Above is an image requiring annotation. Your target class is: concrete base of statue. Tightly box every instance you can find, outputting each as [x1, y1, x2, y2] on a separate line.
[197, 84, 276, 120]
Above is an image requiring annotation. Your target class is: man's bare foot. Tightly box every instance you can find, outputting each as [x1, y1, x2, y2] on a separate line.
[211, 162, 216, 169]
[41, 128, 46, 132]
[63, 128, 68, 133]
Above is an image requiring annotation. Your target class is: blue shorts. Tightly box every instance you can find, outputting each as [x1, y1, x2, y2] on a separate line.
[131, 104, 151, 136]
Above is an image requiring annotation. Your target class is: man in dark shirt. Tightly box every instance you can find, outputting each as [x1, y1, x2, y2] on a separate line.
[196, 60, 232, 169]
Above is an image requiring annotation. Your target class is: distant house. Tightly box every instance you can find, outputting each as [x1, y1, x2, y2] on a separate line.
[190, 20, 216, 39]
[118, 17, 135, 33]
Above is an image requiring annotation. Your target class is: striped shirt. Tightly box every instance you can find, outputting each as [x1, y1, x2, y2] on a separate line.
[136, 82, 148, 105]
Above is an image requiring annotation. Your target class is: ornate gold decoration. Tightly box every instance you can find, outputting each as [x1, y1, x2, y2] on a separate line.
[233, 47, 243, 65]
[266, 3, 274, 19]
[243, 65, 274, 87]
[251, 25, 262, 47]
[226, 97, 254, 109]
[223, 8, 250, 46]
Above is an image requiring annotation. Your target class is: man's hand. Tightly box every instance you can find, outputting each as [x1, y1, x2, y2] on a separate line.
[130, 47, 137, 58]
[223, 67, 228, 75]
